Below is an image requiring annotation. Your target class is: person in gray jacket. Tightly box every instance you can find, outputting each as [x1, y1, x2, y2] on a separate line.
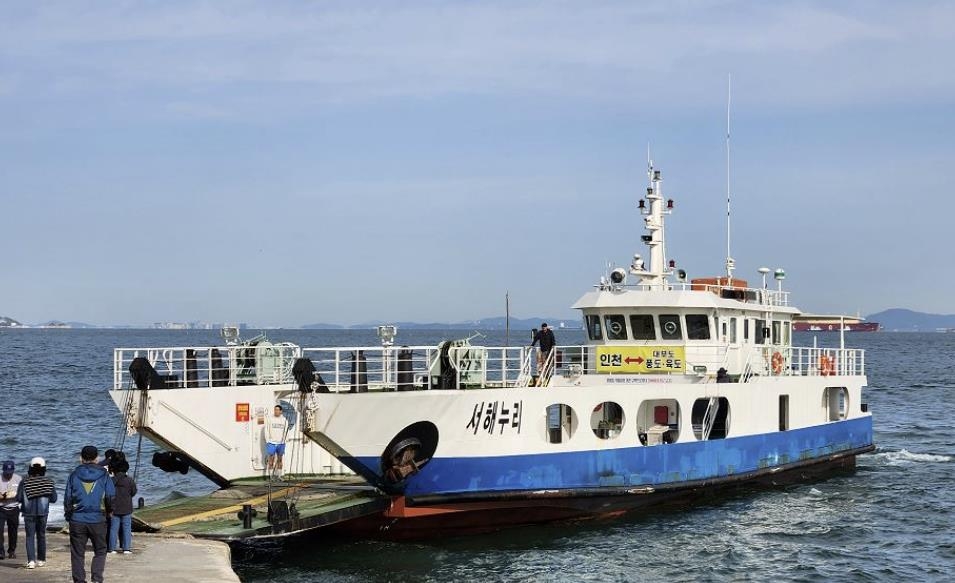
[16, 457, 56, 569]
[108, 460, 137, 554]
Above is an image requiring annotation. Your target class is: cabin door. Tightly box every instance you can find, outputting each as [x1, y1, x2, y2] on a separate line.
[250, 405, 267, 471]
[723, 316, 742, 372]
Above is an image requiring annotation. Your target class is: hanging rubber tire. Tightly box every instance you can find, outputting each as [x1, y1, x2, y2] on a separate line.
[380, 421, 438, 485]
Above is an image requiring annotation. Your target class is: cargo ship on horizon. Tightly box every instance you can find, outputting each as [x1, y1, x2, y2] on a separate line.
[793, 314, 881, 332]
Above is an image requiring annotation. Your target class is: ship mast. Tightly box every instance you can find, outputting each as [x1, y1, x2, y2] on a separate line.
[725, 74, 735, 283]
[630, 157, 673, 289]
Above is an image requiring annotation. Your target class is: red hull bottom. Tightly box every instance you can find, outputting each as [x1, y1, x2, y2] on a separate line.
[319, 448, 868, 541]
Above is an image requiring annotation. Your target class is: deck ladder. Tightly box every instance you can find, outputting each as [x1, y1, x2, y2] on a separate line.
[701, 396, 720, 441]
[514, 349, 536, 387]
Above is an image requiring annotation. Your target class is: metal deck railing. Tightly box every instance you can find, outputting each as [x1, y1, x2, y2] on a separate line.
[112, 342, 864, 391]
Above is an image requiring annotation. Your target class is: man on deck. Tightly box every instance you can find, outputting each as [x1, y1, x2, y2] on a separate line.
[265, 405, 290, 480]
[532, 322, 557, 375]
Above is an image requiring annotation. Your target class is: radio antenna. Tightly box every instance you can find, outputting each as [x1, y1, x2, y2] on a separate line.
[725, 74, 735, 283]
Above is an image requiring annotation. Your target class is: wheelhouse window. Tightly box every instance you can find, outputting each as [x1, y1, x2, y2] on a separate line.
[730, 317, 738, 343]
[659, 315, 682, 340]
[744, 319, 750, 341]
[585, 315, 603, 340]
[755, 319, 767, 345]
[772, 321, 781, 345]
[629, 314, 656, 340]
[605, 315, 628, 340]
[686, 314, 711, 340]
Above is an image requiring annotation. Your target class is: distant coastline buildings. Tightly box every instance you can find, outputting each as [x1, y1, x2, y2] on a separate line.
[151, 322, 247, 330]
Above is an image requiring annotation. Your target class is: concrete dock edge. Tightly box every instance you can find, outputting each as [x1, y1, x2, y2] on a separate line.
[0, 529, 242, 583]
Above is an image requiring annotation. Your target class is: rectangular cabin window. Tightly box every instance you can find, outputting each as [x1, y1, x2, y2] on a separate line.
[779, 395, 789, 431]
[659, 314, 683, 340]
[586, 315, 603, 340]
[730, 317, 738, 343]
[605, 315, 628, 340]
[686, 314, 711, 340]
[783, 321, 791, 345]
[755, 319, 766, 345]
[743, 319, 750, 341]
[630, 315, 656, 340]
[772, 321, 781, 345]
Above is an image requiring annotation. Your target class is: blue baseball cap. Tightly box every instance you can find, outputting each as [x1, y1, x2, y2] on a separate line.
[1, 460, 13, 473]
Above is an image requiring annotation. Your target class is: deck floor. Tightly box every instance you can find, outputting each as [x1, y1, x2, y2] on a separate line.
[134, 477, 390, 540]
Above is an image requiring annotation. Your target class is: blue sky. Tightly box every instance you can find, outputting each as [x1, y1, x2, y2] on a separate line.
[2, 1, 953, 326]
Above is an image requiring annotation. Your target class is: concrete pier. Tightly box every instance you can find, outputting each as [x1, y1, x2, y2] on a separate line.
[0, 530, 241, 583]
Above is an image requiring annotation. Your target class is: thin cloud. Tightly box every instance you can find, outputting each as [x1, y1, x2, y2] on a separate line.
[1, 0, 952, 120]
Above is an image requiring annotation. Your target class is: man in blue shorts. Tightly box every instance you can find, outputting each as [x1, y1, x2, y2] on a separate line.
[265, 405, 289, 480]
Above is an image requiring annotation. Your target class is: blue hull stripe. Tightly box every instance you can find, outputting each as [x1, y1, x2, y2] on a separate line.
[348, 417, 873, 496]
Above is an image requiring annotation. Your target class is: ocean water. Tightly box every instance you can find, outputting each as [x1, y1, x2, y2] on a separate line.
[1, 329, 952, 582]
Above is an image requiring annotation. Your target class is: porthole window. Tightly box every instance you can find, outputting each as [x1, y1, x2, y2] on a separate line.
[691, 397, 729, 440]
[630, 314, 656, 340]
[590, 401, 625, 439]
[605, 315, 627, 340]
[636, 399, 680, 445]
[545, 403, 578, 444]
[824, 387, 848, 421]
[659, 315, 682, 340]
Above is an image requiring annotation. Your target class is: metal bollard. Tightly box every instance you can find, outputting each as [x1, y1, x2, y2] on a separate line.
[237, 504, 256, 529]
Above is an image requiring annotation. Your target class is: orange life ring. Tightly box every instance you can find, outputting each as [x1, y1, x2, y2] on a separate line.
[771, 351, 784, 374]
[819, 355, 835, 376]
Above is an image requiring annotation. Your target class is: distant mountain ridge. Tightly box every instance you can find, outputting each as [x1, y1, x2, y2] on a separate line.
[866, 308, 955, 331]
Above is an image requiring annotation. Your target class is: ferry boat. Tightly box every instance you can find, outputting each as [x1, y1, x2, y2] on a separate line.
[109, 162, 874, 535]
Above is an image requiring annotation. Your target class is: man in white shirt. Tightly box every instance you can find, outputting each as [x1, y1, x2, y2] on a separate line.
[264, 405, 290, 480]
[0, 460, 22, 560]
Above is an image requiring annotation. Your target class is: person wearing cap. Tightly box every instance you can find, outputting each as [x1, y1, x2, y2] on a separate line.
[531, 322, 557, 376]
[65, 445, 115, 583]
[0, 459, 22, 560]
[16, 457, 56, 569]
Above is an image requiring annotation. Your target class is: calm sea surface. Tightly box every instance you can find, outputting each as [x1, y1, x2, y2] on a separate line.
[1, 329, 952, 582]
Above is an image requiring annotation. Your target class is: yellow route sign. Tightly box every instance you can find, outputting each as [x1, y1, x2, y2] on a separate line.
[596, 346, 685, 374]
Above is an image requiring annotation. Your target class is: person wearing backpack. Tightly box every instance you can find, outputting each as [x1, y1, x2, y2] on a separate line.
[108, 460, 137, 554]
[64, 446, 115, 583]
[16, 457, 57, 569]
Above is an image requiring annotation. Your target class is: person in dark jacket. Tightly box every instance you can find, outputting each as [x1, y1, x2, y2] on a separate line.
[0, 459, 22, 560]
[65, 445, 115, 583]
[16, 457, 56, 569]
[108, 460, 137, 554]
[531, 323, 557, 374]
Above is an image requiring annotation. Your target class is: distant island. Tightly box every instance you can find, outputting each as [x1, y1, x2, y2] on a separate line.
[864, 309, 955, 332]
[0, 316, 22, 327]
